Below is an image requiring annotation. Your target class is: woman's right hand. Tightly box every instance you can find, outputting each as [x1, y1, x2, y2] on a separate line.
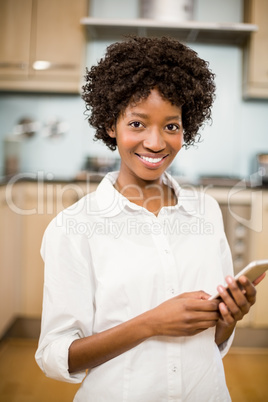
[69, 291, 220, 373]
[148, 291, 220, 338]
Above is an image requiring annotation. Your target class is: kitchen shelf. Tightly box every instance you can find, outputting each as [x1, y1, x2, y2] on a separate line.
[80, 17, 258, 45]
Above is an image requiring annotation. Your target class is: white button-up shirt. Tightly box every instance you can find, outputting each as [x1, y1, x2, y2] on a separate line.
[36, 172, 234, 402]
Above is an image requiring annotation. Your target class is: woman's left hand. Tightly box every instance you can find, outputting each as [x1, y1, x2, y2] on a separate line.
[217, 275, 257, 324]
[215, 273, 266, 346]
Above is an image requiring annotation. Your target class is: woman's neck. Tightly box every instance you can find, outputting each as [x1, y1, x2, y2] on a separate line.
[114, 179, 177, 216]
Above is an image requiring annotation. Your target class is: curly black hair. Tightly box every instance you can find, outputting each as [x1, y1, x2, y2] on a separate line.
[82, 36, 216, 151]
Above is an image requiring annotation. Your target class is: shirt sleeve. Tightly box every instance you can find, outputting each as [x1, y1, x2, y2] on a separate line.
[35, 212, 95, 383]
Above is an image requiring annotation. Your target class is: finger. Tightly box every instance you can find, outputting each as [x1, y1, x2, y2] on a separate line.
[217, 283, 245, 320]
[184, 309, 220, 323]
[237, 276, 257, 305]
[252, 272, 266, 286]
[187, 299, 220, 312]
[184, 319, 219, 334]
[226, 276, 254, 306]
[218, 302, 235, 325]
[182, 291, 211, 300]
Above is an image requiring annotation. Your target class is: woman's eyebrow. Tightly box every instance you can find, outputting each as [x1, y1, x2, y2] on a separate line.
[127, 112, 182, 121]
[164, 115, 182, 122]
[127, 112, 149, 119]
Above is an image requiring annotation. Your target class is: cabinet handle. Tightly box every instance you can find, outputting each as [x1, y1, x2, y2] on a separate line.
[32, 61, 76, 71]
[0, 62, 27, 69]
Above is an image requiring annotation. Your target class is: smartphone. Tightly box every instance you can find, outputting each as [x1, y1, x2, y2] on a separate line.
[209, 259, 268, 300]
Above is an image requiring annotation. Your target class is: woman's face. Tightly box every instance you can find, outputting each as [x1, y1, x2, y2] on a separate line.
[107, 89, 183, 188]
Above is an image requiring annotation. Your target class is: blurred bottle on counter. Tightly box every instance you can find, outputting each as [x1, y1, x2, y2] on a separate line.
[4, 118, 39, 177]
[4, 137, 21, 177]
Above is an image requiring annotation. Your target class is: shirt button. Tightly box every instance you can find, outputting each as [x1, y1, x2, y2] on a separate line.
[164, 249, 170, 254]
[172, 366, 177, 373]
[170, 288, 175, 294]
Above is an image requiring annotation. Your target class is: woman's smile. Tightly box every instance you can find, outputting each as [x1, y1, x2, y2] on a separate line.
[135, 153, 169, 168]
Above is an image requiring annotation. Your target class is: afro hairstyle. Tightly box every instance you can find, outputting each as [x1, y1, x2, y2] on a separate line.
[82, 36, 216, 151]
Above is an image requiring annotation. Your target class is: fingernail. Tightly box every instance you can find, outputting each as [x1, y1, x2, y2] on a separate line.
[226, 276, 233, 284]
[217, 285, 224, 293]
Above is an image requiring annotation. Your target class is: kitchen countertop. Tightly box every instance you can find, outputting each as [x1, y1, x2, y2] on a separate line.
[0, 172, 104, 186]
[1, 172, 267, 190]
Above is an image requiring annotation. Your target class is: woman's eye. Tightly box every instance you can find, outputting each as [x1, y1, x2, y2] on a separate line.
[130, 121, 143, 128]
[165, 124, 179, 131]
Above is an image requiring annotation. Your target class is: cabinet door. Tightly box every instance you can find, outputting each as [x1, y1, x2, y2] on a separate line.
[0, 0, 87, 93]
[244, 0, 268, 98]
[30, 0, 87, 87]
[0, 0, 32, 79]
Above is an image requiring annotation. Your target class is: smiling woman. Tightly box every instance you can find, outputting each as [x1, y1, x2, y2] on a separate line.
[35, 36, 261, 402]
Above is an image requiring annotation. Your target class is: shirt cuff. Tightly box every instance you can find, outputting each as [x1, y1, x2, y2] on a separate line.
[218, 329, 235, 358]
[37, 334, 86, 383]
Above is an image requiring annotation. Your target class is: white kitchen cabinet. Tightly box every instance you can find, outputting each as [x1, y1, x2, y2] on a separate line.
[0, 0, 87, 93]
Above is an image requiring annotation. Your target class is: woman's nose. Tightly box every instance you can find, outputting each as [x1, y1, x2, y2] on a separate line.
[143, 128, 165, 151]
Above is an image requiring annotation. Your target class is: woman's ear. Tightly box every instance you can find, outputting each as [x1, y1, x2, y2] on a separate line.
[107, 126, 116, 138]
[106, 121, 116, 138]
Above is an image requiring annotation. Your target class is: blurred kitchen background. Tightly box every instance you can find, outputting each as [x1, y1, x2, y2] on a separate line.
[0, 1, 268, 401]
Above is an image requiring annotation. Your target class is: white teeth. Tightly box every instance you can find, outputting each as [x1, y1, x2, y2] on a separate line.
[140, 155, 163, 164]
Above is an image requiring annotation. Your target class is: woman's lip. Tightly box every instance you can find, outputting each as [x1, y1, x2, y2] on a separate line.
[135, 153, 168, 167]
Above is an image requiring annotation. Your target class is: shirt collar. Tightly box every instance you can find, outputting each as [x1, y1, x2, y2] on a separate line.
[162, 172, 200, 217]
[95, 172, 138, 217]
[95, 171, 198, 218]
